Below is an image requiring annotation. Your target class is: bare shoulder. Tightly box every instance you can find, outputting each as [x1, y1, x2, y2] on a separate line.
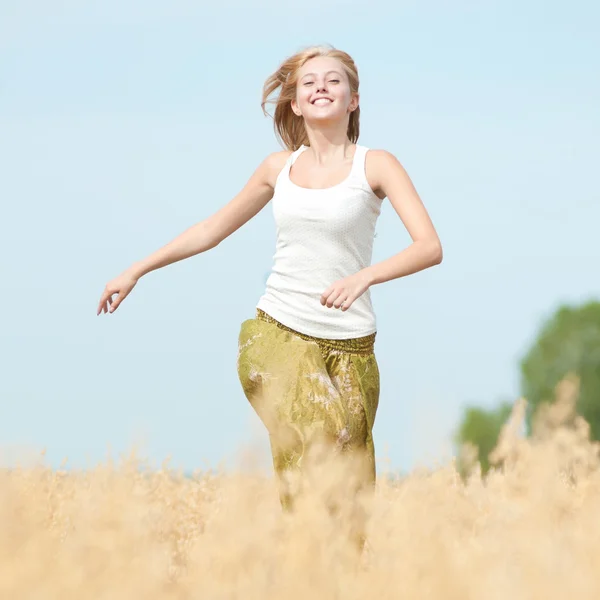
[365, 149, 408, 200]
[261, 149, 293, 189]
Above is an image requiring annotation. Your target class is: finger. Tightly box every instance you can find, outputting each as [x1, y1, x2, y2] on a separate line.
[97, 297, 108, 316]
[320, 286, 335, 306]
[333, 294, 349, 309]
[325, 289, 342, 308]
[340, 295, 355, 311]
[109, 295, 120, 313]
[323, 290, 336, 308]
[97, 288, 113, 315]
[111, 290, 130, 313]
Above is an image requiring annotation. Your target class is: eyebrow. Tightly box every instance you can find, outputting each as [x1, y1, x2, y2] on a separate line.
[300, 70, 343, 79]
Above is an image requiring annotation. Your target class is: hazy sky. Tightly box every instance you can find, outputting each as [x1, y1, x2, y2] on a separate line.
[1, 0, 599, 475]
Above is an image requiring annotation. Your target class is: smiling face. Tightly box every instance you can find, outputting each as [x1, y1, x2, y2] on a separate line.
[291, 56, 359, 124]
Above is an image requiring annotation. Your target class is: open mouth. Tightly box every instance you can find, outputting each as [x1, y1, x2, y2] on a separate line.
[311, 98, 333, 105]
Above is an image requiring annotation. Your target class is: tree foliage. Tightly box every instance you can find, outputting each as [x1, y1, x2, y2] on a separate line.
[454, 401, 513, 474]
[520, 300, 600, 439]
[454, 299, 600, 474]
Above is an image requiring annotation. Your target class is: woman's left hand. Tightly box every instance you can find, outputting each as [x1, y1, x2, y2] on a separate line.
[320, 271, 372, 312]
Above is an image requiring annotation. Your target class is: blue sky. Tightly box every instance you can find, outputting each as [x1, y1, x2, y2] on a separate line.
[1, 0, 599, 474]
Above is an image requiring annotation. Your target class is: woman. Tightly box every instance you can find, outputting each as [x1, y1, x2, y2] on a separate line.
[97, 45, 442, 531]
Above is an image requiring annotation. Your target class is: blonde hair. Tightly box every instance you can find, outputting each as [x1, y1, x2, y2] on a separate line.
[261, 45, 361, 151]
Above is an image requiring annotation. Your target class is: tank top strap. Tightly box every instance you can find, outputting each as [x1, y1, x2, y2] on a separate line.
[275, 146, 306, 188]
[281, 144, 373, 191]
[291, 144, 368, 171]
[290, 145, 309, 166]
[349, 144, 371, 187]
[283, 146, 308, 180]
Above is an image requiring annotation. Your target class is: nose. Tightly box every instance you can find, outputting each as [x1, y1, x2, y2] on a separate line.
[316, 79, 328, 93]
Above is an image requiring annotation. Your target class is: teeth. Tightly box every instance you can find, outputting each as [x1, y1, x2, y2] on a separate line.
[313, 98, 332, 105]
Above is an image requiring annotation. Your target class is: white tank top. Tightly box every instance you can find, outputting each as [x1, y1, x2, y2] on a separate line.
[256, 144, 383, 340]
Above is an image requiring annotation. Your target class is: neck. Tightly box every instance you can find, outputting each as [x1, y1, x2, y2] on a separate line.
[303, 124, 353, 164]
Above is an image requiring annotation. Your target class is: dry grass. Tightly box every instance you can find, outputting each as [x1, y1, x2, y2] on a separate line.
[2, 375, 600, 599]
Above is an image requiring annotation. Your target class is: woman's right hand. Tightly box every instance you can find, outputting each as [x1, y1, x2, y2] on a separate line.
[97, 268, 140, 315]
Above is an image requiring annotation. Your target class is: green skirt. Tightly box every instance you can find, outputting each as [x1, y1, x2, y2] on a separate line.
[237, 309, 380, 510]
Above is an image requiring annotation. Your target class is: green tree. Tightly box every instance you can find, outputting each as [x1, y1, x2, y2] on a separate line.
[454, 401, 513, 475]
[520, 300, 600, 439]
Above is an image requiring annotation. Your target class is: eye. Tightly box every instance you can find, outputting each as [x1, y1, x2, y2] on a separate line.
[303, 81, 314, 86]
[330, 79, 340, 83]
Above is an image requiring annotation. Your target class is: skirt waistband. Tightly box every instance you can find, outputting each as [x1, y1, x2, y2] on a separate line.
[256, 308, 376, 356]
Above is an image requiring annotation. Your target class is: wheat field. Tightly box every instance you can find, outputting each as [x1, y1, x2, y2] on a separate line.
[2, 375, 600, 599]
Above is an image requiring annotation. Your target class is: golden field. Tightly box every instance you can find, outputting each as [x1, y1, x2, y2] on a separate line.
[2, 376, 600, 599]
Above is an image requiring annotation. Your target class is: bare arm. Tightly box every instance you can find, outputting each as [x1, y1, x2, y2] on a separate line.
[97, 150, 291, 315]
[131, 150, 291, 278]
[321, 149, 443, 311]
[363, 149, 443, 286]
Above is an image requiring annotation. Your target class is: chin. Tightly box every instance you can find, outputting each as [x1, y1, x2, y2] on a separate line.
[306, 110, 345, 121]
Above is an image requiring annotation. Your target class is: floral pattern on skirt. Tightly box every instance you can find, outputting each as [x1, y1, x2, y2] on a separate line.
[237, 309, 380, 511]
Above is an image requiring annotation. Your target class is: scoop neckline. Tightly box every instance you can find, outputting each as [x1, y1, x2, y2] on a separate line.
[287, 144, 359, 192]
